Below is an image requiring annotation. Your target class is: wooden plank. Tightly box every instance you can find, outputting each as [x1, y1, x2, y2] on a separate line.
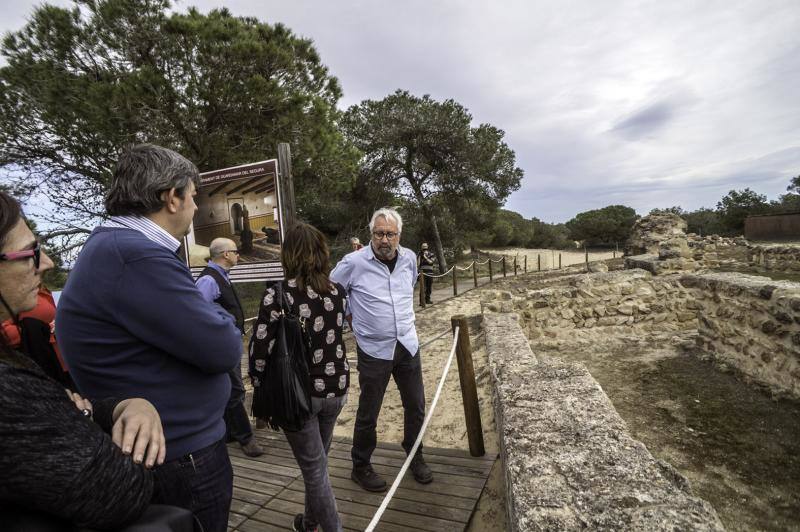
[264, 498, 417, 532]
[281, 482, 472, 524]
[232, 486, 272, 506]
[232, 463, 295, 487]
[235, 518, 286, 532]
[366, 439, 496, 462]
[322, 474, 478, 511]
[229, 498, 260, 517]
[227, 512, 246, 530]
[326, 446, 491, 478]
[229, 454, 301, 479]
[233, 475, 284, 497]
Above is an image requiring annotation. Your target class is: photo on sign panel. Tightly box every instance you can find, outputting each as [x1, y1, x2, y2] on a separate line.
[185, 160, 282, 277]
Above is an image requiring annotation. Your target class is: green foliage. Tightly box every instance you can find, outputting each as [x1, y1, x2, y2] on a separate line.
[682, 208, 724, 236]
[529, 219, 572, 249]
[565, 205, 638, 246]
[0, 0, 357, 238]
[715, 188, 769, 235]
[341, 90, 523, 268]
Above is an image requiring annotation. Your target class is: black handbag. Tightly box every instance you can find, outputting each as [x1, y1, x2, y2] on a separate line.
[256, 281, 312, 432]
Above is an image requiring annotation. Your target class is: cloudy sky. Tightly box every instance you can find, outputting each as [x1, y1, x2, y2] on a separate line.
[4, 0, 799, 222]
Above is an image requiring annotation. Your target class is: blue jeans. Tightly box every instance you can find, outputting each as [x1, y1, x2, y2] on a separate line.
[151, 438, 233, 532]
[284, 394, 347, 532]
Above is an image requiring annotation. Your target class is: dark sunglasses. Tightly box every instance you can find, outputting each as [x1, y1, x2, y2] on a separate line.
[0, 242, 41, 269]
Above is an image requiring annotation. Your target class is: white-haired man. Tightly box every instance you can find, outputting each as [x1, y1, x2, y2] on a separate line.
[330, 207, 433, 492]
[196, 238, 263, 458]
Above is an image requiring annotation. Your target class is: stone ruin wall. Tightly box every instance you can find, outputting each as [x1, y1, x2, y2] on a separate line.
[484, 312, 724, 531]
[626, 210, 800, 275]
[482, 267, 800, 529]
[484, 269, 800, 399]
[682, 272, 800, 398]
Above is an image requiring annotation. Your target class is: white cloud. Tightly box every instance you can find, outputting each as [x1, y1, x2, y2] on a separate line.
[3, 0, 799, 222]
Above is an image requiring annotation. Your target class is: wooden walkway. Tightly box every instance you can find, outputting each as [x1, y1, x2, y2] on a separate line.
[227, 429, 497, 531]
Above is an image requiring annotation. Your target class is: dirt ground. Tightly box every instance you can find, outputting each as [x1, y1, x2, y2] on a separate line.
[532, 327, 800, 532]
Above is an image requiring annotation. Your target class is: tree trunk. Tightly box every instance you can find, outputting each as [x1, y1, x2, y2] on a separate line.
[429, 211, 447, 272]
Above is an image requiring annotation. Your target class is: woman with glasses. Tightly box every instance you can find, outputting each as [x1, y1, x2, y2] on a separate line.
[250, 222, 350, 532]
[0, 190, 167, 529]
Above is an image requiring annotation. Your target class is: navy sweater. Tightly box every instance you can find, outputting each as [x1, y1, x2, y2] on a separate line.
[56, 227, 242, 461]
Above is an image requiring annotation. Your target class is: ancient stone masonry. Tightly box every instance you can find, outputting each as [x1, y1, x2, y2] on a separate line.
[483, 269, 698, 335]
[484, 312, 724, 531]
[680, 272, 800, 398]
[748, 243, 800, 273]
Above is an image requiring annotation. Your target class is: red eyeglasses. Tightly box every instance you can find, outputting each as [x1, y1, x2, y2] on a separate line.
[0, 243, 41, 269]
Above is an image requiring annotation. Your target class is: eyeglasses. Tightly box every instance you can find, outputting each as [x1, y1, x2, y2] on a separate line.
[225, 249, 240, 255]
[0, 243, 41, 269]
[372, 231, 398, 240]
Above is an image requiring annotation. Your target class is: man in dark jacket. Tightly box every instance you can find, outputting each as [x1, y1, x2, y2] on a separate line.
[57, 144, 243, 532]
[418, 243, 435, 304]
[196, 237, 263, 457]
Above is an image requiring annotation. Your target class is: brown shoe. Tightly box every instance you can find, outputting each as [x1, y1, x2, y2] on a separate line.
[240, 438, 264, 457]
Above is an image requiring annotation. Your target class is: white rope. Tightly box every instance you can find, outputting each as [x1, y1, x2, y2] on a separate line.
[474, 259, 490, 265]
[364, 326, 461, 532]
[455, 262, 475, 271]
[421, 266, 455, 278]
[418, 327, 453, 350]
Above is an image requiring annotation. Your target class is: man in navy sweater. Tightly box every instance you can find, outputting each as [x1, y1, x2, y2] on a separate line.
[57, 144, 243, 532]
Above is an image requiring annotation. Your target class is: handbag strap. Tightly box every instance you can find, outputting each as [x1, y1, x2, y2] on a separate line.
[274, 280, 290, 314]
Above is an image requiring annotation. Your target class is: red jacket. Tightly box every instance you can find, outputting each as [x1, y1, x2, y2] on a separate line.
[2, 287, 67, 371]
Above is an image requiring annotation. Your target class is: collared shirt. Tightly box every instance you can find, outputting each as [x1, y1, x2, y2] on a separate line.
[195, 261, 229, 303]
[330, 243, 418, 360]
[104, 215, 181, 252]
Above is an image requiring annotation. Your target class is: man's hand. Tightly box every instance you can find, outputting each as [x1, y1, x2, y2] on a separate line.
[111, 398, 166, 468]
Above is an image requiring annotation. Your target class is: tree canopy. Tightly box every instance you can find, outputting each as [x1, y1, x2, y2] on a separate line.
[341, 90, 523, 269]
[566, 205, 638, 246]
[0, 0, 357, 241]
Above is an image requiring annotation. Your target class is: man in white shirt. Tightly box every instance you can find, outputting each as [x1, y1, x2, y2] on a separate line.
[330, 207, 433, 492]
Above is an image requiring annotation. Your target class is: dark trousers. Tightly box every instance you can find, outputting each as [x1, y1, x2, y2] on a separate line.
[352, 343, 426, 467]
[225, 362, 253, 445]
[151, 439, 233, 532]
[284, 394, 347, 532]
[423, 274, 433, 301]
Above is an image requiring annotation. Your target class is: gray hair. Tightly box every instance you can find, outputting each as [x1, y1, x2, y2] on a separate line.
[105, 144, 200, 216]
[209, 238, 236, 258]
[350, 237, 360, 244]
[369, 207, 403, 234]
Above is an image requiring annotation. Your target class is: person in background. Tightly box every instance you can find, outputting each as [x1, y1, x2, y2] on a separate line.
[250, 222, 350, 532]
[56, 144, 243, 532]
[350, 237, 363, 251]
[0, 189, 165, 530]
[331, 207, 433, 493]
[417, 242, 435, 304]
[195, 237, 263, 458]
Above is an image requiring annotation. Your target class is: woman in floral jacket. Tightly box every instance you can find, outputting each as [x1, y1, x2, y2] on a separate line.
[250, 222, 349, 532]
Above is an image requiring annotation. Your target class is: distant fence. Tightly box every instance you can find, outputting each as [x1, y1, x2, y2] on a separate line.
[745, 212, 800, 241]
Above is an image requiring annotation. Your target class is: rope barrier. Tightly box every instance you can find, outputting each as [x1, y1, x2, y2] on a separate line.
[419, 327, 454, 350]
[474, 259, 490, 265]
[455, 262, 475, 271]
[421, 265, 455, 278]
[364, 326, 461, 532]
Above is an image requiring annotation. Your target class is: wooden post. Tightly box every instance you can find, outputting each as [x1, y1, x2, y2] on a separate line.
[452, 266, 458, 296]
[502, 256, 507, 277]
[613, 250, 616, 258]
[559, 253, 562, 269]
[524, 255, 527, 273]
[513, 256, 518, 276]
[473, 261, 478, 287]
[419, 272, 426, 308]
[489, 259, 493, 281]
[537, 254, 541, 272]
[277, 143, 296, 231]
[585, 247, 589, 271]
[451, 315, 485, 457]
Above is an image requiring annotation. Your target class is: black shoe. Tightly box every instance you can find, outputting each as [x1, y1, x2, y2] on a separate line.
[240, 438, 264, 457]
[293, 513, 317, 532]
[410, 453, 433, 484]
[425, 299, 433, 304]
[351, 465, 387, 492]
